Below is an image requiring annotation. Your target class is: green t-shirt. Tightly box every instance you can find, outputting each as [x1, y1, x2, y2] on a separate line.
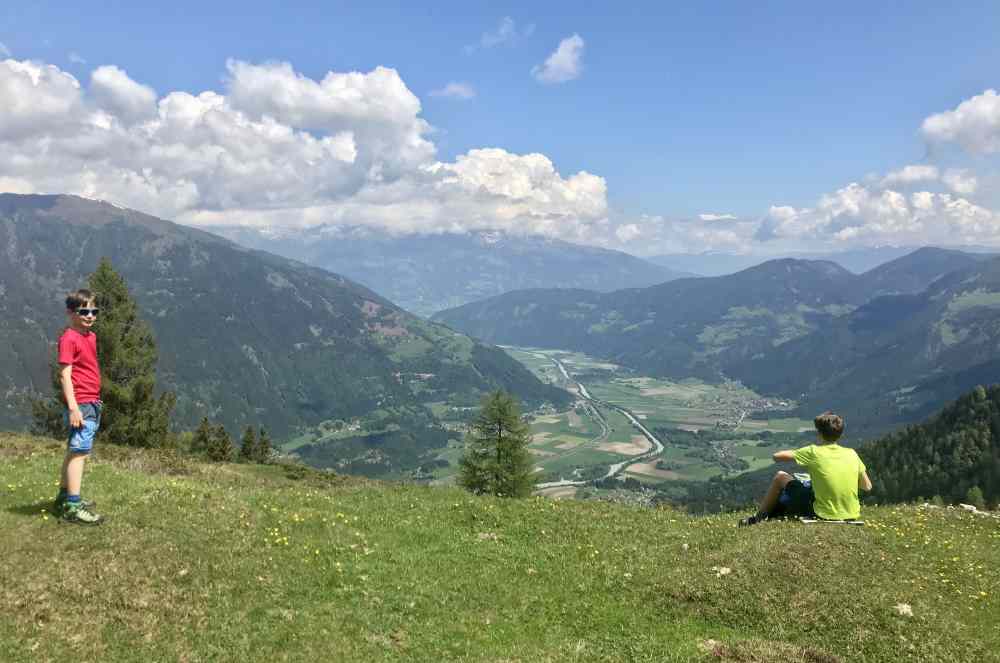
[793, 444, 867, 520]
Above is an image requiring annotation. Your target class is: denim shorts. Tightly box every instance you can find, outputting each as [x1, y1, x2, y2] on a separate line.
[66, 402, 102, 454]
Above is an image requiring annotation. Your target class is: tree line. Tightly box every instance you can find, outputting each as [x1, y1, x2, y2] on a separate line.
[859, 384, 1000, 508]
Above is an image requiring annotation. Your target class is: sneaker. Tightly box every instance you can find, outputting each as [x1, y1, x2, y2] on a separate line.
[53, 495, 96, 513]
[738, 513, 766, 528]
[61, 502, 103, 525]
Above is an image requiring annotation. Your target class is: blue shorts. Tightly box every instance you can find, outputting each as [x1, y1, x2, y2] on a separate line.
[776, 477, 817, 519]
[66, 402, 102, 454]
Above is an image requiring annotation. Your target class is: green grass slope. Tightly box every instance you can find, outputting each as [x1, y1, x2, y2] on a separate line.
[2, 433, 998, 662]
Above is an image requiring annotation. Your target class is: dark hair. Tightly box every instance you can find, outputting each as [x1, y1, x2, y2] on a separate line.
[65, 289, 95, 311]
[814, 411, 844, 443]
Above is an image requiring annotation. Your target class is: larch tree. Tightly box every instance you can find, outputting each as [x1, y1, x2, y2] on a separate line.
[458, 391, 535, 498]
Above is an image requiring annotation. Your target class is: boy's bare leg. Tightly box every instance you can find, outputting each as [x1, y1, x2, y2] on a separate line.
[59, 452, 72, 491]
[65, 453, 87, 496]
[759, 470, 793, 515]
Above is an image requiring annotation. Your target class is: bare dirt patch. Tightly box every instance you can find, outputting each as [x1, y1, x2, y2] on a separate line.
[626, 461, 681, 480]
[597, 435, 651, 456]
[531, 432, 553, 443]
[567, 410, 583, 428]
[537, 486, 579, 500]
[528, 448, 556, 457]
[533, 415, 561, 424]
[555, 439, 583, 450]
[638, 386, 676, 396]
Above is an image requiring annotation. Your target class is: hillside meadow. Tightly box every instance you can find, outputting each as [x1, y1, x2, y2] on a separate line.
[1, 433, 998, 662]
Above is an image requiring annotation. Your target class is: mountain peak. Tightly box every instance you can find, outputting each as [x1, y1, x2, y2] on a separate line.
[738, 257, 854, 280]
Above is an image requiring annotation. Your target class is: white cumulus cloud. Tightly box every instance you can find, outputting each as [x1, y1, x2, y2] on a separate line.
[755, 182, 999, 247]
[941, 169, 978, 195]
[698, 213, 738, 222]
[922, 89, 1000, 154]
[429, 82, 476, 100]
[0, 57, 607, 242]
[880, 164, 939, 187]
[531, 34, 584, 84]
[614, 223, 641, 242]
[466, 17, 535, 54]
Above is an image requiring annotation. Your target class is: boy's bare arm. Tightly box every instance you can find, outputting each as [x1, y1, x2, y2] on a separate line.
[772, 450, 796, 462]
[859, 470, 873, 492]
[60, 364, 83, 428]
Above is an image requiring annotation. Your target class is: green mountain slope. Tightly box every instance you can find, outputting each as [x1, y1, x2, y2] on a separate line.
[733, 257, 1000, 434]
[0, 194, 568, 453]
[859, 246, 985, 299]
[435, 259, 865, 380]
[3, 433, 998, 662]
[858, 384, 1000, 504]
[211, 226, 689, 316]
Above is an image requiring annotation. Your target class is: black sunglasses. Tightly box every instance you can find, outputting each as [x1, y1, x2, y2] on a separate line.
[76, 308, 99, 317]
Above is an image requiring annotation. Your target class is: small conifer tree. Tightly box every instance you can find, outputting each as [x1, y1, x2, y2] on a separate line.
[206, 423, 234, 462]
[255, 427, 273, 464]
[966, 485, 986, 509]
[458, 391, 535, 498]
[190, 417, 213, 455]
[30, 258, 175, 444]
[239, 425, 257, 462]
[88, 258, 175, 447]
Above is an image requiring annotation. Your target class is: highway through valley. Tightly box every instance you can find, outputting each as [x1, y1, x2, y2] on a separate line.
[536, 357, 665, 489]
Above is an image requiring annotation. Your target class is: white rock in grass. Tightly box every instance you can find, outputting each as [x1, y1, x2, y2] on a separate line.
[894, 603, 914, 617]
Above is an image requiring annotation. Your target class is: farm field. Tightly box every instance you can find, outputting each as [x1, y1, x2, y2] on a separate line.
[502, 347, 815, 489]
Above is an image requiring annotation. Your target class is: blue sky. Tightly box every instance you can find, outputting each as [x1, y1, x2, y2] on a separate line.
[2, 2, 999, 254]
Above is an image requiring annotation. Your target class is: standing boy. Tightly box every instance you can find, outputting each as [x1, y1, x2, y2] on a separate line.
[54, 289, 104, 525]
[739, 412, 872, 526]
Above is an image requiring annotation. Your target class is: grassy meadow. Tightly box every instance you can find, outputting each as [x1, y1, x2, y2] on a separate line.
[2, 433, 998, 662]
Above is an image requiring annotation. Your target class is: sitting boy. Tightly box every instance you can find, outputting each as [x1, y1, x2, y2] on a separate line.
[739, 412, 872, 526]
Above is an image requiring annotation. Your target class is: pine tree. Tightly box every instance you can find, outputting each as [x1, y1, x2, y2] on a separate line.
[255, 427, 273, 464]
[239, 425, 257, 462]
[191, 417, 213, 455]
[87, 258, 176, 447]
[458, 391, 535, 498]
[206, 424, 234, 462]
[29, 361, 67, 438]
[28, 259, 174, 443]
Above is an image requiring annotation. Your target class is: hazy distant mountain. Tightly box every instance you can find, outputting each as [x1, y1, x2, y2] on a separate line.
[648, 245, 992, 277]
[434, 259, 865, 380]
[209, 226, 689, 316]
[0, 195, 568, 464]
[859, 247, 986, 299]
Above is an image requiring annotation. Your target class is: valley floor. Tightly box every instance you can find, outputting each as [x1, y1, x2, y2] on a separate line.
[2, 433, 998, 662]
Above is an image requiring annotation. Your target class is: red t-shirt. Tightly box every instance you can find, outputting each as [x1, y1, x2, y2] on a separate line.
[58, 328, 101, 404]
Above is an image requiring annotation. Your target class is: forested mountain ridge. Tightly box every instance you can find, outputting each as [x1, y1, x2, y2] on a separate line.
[211, 225, 689, 316]
[435, 259, 866, 380]
[0, 194, 568, 449]
[734, 256, 1000, 434]
[858, 246, 985, 299]
[859, 384, 1000, 505]
[435, 248, 997, 434]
